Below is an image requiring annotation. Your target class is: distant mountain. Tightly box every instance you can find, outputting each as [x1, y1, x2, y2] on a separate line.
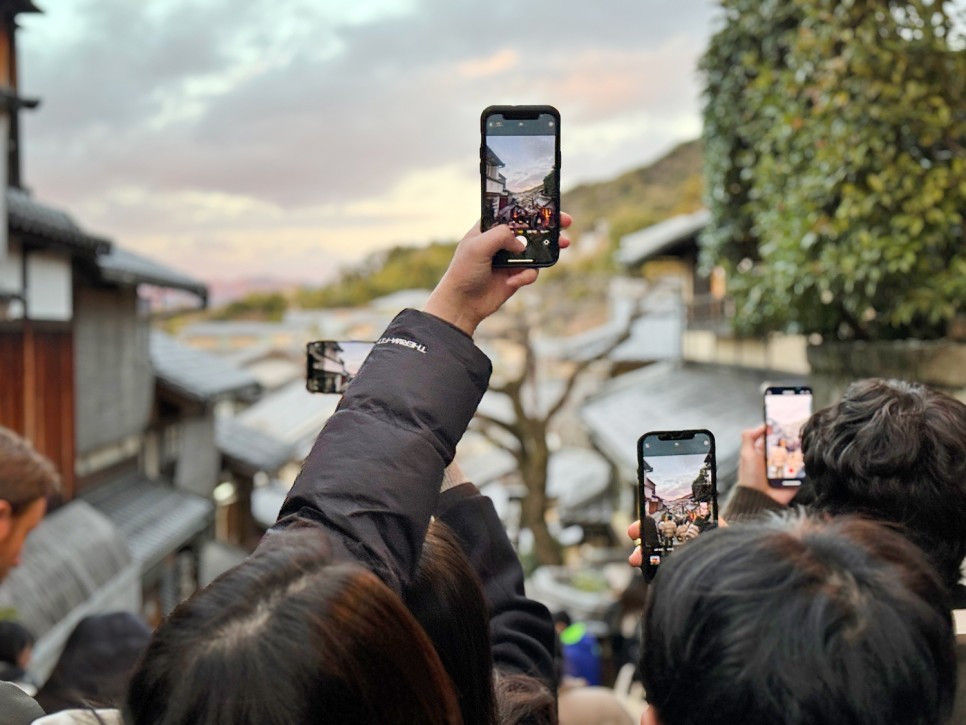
[206, 277, 311, 307]
[561, 138, 704, 252]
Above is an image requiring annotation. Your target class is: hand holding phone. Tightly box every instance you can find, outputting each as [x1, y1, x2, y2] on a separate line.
[763, 385, 813, 488]
[480, 105, 561, 268]
[637, 430, 717, 582]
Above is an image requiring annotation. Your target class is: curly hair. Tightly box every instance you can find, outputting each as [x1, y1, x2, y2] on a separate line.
[802, 378, 966, 588]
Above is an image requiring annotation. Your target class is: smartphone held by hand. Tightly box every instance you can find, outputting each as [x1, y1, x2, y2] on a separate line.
[306, 341, 375, 394]
[763, 385, 813, 488]
[480, 105, 561, 268]
[637, 430, 717, 582]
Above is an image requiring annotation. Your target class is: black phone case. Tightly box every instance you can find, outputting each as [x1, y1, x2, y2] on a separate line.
[480, 105, 561, 269]
[637, 430, 718, 582]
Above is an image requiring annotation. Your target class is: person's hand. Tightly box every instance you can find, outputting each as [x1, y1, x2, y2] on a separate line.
[627, 519, 642, 568]
[738, 424, 798, 506]
[422, 213, 572, 337]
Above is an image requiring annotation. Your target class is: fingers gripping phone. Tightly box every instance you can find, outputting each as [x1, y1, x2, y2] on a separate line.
[306, 341, 375, 394]
[763, 385, 813, 488]
[480, 105, 561, 268]
[637, 430, 717, 583]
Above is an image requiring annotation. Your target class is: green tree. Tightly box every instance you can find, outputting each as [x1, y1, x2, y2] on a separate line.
[701, 0, 966, 340]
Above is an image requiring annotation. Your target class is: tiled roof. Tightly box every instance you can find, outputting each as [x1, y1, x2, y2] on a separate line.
[216, 417, 295, 475]
[580, 361, 769, 494]
[97, 246, 208, 301]
[6, 187, 111, 254]
[150, 332, 261, 402]
[234, 378, 339, 456]
[82, 473, 214, 571]
[616, 208, 710, 267]
[0, 500, 131, 638]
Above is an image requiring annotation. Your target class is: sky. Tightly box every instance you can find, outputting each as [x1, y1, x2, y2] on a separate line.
[17, 0, 720, 284]
[644, 452, 706, 502]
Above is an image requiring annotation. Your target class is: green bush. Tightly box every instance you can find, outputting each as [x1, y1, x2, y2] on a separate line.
[701, 0, 966, 340]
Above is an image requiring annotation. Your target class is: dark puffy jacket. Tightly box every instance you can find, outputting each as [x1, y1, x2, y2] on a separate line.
[436, 483, 556, 686]
[271, 308, 491, 595]
[269, 308, 555, 687]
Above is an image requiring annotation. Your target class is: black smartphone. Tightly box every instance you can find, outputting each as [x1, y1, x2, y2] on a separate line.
[480, 105, 561, 268]
[637, 430, 717, 583]
[305, 341, 375, 394]
[763, 385, 813, 488]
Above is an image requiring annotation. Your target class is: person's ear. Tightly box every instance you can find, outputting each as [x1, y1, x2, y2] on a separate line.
[0, 500, 12, 542]
[642, 704, 661, 725]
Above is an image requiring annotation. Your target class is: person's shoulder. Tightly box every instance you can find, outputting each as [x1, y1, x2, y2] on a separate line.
[32, 708, 123, 724]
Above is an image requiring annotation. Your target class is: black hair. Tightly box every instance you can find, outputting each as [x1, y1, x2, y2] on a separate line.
[404, 519, 497, 725]
[125, 527, 462, 725]
[641, 512, 957, 725]
[0, 620, 34, 666]
[802, 377, 966, 588]
[36, 611, 151, 714]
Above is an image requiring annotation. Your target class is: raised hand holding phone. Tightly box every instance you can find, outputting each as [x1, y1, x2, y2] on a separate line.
[763, 385, 813, 488]
[481, 105, 561, 268]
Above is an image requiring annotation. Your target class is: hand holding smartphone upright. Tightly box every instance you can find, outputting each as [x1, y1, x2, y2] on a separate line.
[763, 385, 813, 488]
[480, 105, 561, 268]
[637, 430, 717, 582]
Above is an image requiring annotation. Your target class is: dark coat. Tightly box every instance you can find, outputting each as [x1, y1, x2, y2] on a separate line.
[272, 308, 491, 595]
[436, 483, 556, 686]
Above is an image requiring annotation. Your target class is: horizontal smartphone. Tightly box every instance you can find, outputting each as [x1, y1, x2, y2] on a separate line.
[763, 385, 813, 488]
[305, 341, 375, 394]
[637, 430, 717, 583]
[481, 104, 561, 268]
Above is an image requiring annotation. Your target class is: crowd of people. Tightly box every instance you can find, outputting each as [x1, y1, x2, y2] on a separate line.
[0, 213, 963, 724]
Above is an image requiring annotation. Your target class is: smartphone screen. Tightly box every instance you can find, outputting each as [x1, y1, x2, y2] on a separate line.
[637, 430, 717, 582]
[481, 105, 561, 268]
[306, 341, 375, 394]
[763, 385, 813, 487]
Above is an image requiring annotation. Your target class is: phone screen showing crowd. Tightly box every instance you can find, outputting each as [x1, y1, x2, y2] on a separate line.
[482, 110, 559, 266]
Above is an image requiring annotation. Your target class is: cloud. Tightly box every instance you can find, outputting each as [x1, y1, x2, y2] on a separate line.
[17, 0, 718, 279]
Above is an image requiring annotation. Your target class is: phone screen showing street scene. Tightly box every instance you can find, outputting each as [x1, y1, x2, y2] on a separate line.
[764, 388, 813, 486]
[305, 341, 374, 394]
[482, 107, 560, 267]
[638, 431, 717, 582]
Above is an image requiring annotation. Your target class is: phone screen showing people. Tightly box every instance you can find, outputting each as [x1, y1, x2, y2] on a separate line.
[481, 105, 560, 268]
[306, 341, 374, 394]
[763, 386, 813, 487]
[637, 431, 717, 582]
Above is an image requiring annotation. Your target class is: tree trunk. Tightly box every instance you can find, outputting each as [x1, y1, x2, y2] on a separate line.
[519, 435, 562, 566]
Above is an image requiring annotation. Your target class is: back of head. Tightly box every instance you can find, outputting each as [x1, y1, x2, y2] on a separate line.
[0, 426, 60, 508]
[802, 378, 966, 588]
[36, 612, 151, 714]
[404, 520, 496, 725]
[493, 671, 556, 725]
[125, 527, 462, 725]
[0, 620, 34, 667]
[641, 513, 957, 725]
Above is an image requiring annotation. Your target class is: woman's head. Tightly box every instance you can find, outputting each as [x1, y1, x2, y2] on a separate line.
[126, 528, 462, 725]
[404, 520, 496, 725]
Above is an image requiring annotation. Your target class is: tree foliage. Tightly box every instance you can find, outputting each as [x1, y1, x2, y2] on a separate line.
[700, 0, 966, 340]
[295, 241, 457, 308]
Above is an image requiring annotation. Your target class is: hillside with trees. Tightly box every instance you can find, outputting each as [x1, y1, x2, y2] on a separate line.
[176, 139, 704, 322]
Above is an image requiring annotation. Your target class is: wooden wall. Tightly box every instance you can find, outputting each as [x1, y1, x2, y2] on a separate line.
[0, 322, 75, 500]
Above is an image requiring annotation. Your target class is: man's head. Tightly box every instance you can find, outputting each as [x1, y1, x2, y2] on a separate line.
[640, 513, 957, 725]
[0, 427, 60, 581]
[801, 378, 966, 589]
